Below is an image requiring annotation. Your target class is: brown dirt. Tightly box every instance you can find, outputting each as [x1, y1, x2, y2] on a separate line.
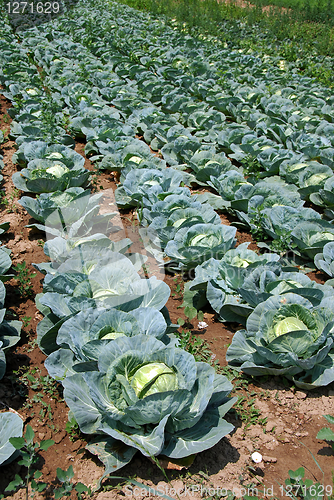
[1, 93, 334, 500]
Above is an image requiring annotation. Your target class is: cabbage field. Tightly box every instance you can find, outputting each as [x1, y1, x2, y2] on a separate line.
[1, 0, 334, 498]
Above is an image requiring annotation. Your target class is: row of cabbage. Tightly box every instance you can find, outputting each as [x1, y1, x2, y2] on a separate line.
[0, 56, 24, 467]
[2, 3, 334, 393]
[11, 1, 334, 272]
[0, 21, 239, 476]
[0, 222, 23, 467]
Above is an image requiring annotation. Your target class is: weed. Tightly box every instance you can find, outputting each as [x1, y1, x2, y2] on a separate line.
[21, 316, 32, 329]
[279, 466, 331, 499]
[65, 416, 81, 441]
[6, 425, 54, 500]
[29, 373, 62, 399]
[233, 394, 267, 430]
[37, 400, 53, 423]
[0, 188, 20, 213]
[54, 465, 91, 499]
[13, 262, 37, 298]
[316, 414, 334, 453]
[242, 155, 263, 181]
[90, 170, 104, 192]
[26, 338, 38, 352]
[171, 275, 184, 299]
[176, 329, 217, 365]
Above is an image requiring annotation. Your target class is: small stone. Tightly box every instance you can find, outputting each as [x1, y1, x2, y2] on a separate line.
[157, 482, 167, 492]
[296, 391, 307, 399]
[54, 430, 66, 444]
[266, 421, 276, 432]
[171, 480, 184, 494]
[38, 432, 45, 440]
[248, 424, 263, 438]
[261, 434, 273, 444]
[71, 440, 82, 451]
[322, 395, 328, 404]
[244, 439, 254, 452]
[285, 391, 294, 399]
[262, 455, 277, 463]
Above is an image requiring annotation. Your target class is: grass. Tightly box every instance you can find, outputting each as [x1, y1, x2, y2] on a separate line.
[248, 0, 334, 25]
[115, 0, 334, 87]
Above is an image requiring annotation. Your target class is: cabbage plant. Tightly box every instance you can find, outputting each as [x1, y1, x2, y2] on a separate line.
[259, 205, 321, 243]
[147, 206, 221, 249]
[36, 249, 170, 354]
[187, 243, 281, 324]
[19, 188, 90, 223]
[291, 221, 334, 260]
[0, 245, 14, 282]
[20, 188, 117, 238]
[315, 242, 334, 283]
[188, 149, 236, 184]
[60, 335, 236, 472]
[116, 168, 184, 208]
[226, 293, 334, 388]
[12, 141, 89, 193]
[165, 223, 237, 271]
[42, 306, 177, 359]
[310, 175, 334, 220]
[12, 158, 90, 193]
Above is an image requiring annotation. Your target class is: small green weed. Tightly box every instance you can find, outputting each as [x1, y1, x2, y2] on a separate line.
[6, 425, 54, 499]
[176, 329, 217, 365]
[21, 316, 32, 329]
[65, 416, 81, 441]
[13, 262, 37, 298]
[233, 393, 267, 430]
[279, 466, 331, 499]
[317, 414, 334, 453]
[0, 188, 20, 213]
[54, 465, 91, 499]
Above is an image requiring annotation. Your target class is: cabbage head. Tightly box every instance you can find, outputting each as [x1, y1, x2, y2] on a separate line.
[43, 306, 176, 362]
[12, 159, 89, 193]
[226, 293, 334, 389]
[62, 335, 236, 473]
[165, 223, 237, 270]
[315, 242, 334, 280]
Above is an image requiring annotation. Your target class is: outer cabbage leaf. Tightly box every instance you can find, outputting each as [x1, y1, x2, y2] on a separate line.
[226, 293, 334, 387]
[0, 413, 24, 466]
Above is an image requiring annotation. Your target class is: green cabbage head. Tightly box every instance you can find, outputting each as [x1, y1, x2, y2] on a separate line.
[226, 293, 334, 389]
[62, 335, 236, 473]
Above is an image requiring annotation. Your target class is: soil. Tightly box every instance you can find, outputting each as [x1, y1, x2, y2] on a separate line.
[1, 90, 334, 500]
